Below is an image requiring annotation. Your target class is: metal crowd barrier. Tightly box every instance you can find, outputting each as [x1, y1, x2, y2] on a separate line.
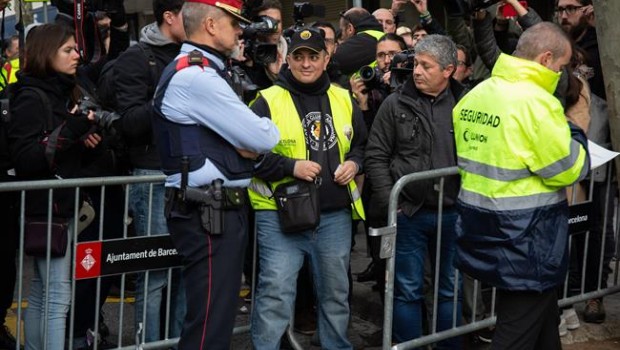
[1, 175, 254, 350]
[5, 165, 620, 350]
[369, 165, 620, 350]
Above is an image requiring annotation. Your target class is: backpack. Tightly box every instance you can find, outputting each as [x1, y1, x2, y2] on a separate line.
[94, 42, 159, 174]
[0, 86, 53, 176]
[96, 42, 158, 111]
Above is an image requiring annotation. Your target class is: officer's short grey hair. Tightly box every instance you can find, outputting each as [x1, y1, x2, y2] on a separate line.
[183, 2, 225, 38]
[414, 34, 458, 70]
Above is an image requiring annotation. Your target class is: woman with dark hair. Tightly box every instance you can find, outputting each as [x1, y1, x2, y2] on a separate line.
[7, 23, 99, 350]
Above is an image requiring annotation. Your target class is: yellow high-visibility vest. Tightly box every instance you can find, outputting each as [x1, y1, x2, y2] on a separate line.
[248, 84, 365, 220]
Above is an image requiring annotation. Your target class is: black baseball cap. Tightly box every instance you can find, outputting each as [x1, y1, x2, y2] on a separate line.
[288, 28, 326, 54]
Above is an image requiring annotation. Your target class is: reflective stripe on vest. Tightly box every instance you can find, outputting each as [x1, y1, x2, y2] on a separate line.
[248, 84, 365, 220]
[459, 187, 566, 211]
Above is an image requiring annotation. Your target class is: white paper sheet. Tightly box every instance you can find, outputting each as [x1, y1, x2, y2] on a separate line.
[588, 140, 619, 169]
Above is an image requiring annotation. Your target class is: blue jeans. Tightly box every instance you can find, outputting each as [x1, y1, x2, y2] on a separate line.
[251, 210, 352, 350]
[24, 222, 73, 350]
[130, 168, 186, 342]
[393, 208, 462, 349]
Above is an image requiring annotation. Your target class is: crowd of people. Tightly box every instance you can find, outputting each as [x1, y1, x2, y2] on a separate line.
[0, 0, 611, 349]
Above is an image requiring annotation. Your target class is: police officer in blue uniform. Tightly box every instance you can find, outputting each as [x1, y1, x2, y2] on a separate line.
[151, 0, 280, 348]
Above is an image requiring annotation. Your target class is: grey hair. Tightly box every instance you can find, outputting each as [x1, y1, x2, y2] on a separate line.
[182, 2, 225, 37]
[414, 34, 457, 70]
[514, 22, 570, 61]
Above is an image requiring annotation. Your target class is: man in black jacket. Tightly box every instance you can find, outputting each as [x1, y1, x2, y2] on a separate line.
[112, 0, 187, 343]
[365, 34, 466, 348]
[334, 7, 384, 77]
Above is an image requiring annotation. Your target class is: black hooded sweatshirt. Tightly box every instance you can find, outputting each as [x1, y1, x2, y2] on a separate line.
[251, 68, 367, 212]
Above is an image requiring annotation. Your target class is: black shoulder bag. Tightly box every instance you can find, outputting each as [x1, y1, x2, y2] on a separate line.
[272, 96, 327, 233]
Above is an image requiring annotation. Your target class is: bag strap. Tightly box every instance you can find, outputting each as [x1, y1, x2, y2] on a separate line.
[21, 87, 58, 168]
[137, 42, 158, 97]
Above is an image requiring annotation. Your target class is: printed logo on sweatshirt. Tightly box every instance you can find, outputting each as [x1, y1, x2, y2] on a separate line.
[302, 111, 337, 151]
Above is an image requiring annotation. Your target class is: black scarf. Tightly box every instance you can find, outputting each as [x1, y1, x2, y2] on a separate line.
[276, 68, 330, 96]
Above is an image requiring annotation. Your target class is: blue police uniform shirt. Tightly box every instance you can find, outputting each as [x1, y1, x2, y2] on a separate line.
[157, 42, 280, 188]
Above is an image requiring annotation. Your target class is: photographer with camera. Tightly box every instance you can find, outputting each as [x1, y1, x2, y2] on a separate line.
[7, 23, 104, 350]
[238, 0, 284, 101]
[350, 33, 405, 131]
[50, 3, 134, 348]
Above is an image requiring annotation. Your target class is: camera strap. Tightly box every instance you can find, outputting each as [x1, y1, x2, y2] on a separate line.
[74, 0, 87, 60]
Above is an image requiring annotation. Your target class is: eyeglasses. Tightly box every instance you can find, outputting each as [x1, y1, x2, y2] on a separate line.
[339, 10, 352, 24]
[377, 51, 399, 60]
[555, 5, 584, 15]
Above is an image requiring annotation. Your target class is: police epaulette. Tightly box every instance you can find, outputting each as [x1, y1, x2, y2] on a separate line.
[175, 50, 210, 71]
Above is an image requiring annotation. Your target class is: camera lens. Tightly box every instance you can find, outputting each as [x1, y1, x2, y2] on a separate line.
[359, 66, 376, 82]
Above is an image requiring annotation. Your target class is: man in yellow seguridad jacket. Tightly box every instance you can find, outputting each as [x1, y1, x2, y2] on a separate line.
[453, 22, 590, 349]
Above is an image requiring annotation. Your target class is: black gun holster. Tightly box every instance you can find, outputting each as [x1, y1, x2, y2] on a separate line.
[168, 181, 246, 235]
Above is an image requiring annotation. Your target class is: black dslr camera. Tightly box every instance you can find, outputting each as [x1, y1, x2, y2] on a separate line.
[77, 95, 121, 133]
[359, 65, 383, 91]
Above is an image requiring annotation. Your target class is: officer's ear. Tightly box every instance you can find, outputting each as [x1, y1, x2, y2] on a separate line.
[204, 16, 216, 35]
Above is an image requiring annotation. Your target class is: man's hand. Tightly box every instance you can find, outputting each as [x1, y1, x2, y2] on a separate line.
[382, 71, 392, 86]
[294, 160, 322, 182]
[83, 133, 102, 148]
[411, 0, 428, 15]
[391, 0, 408, 14]
[349, 77, 369, 111]
[334, 160, 358, 186]
[582, 4, 595, 26]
